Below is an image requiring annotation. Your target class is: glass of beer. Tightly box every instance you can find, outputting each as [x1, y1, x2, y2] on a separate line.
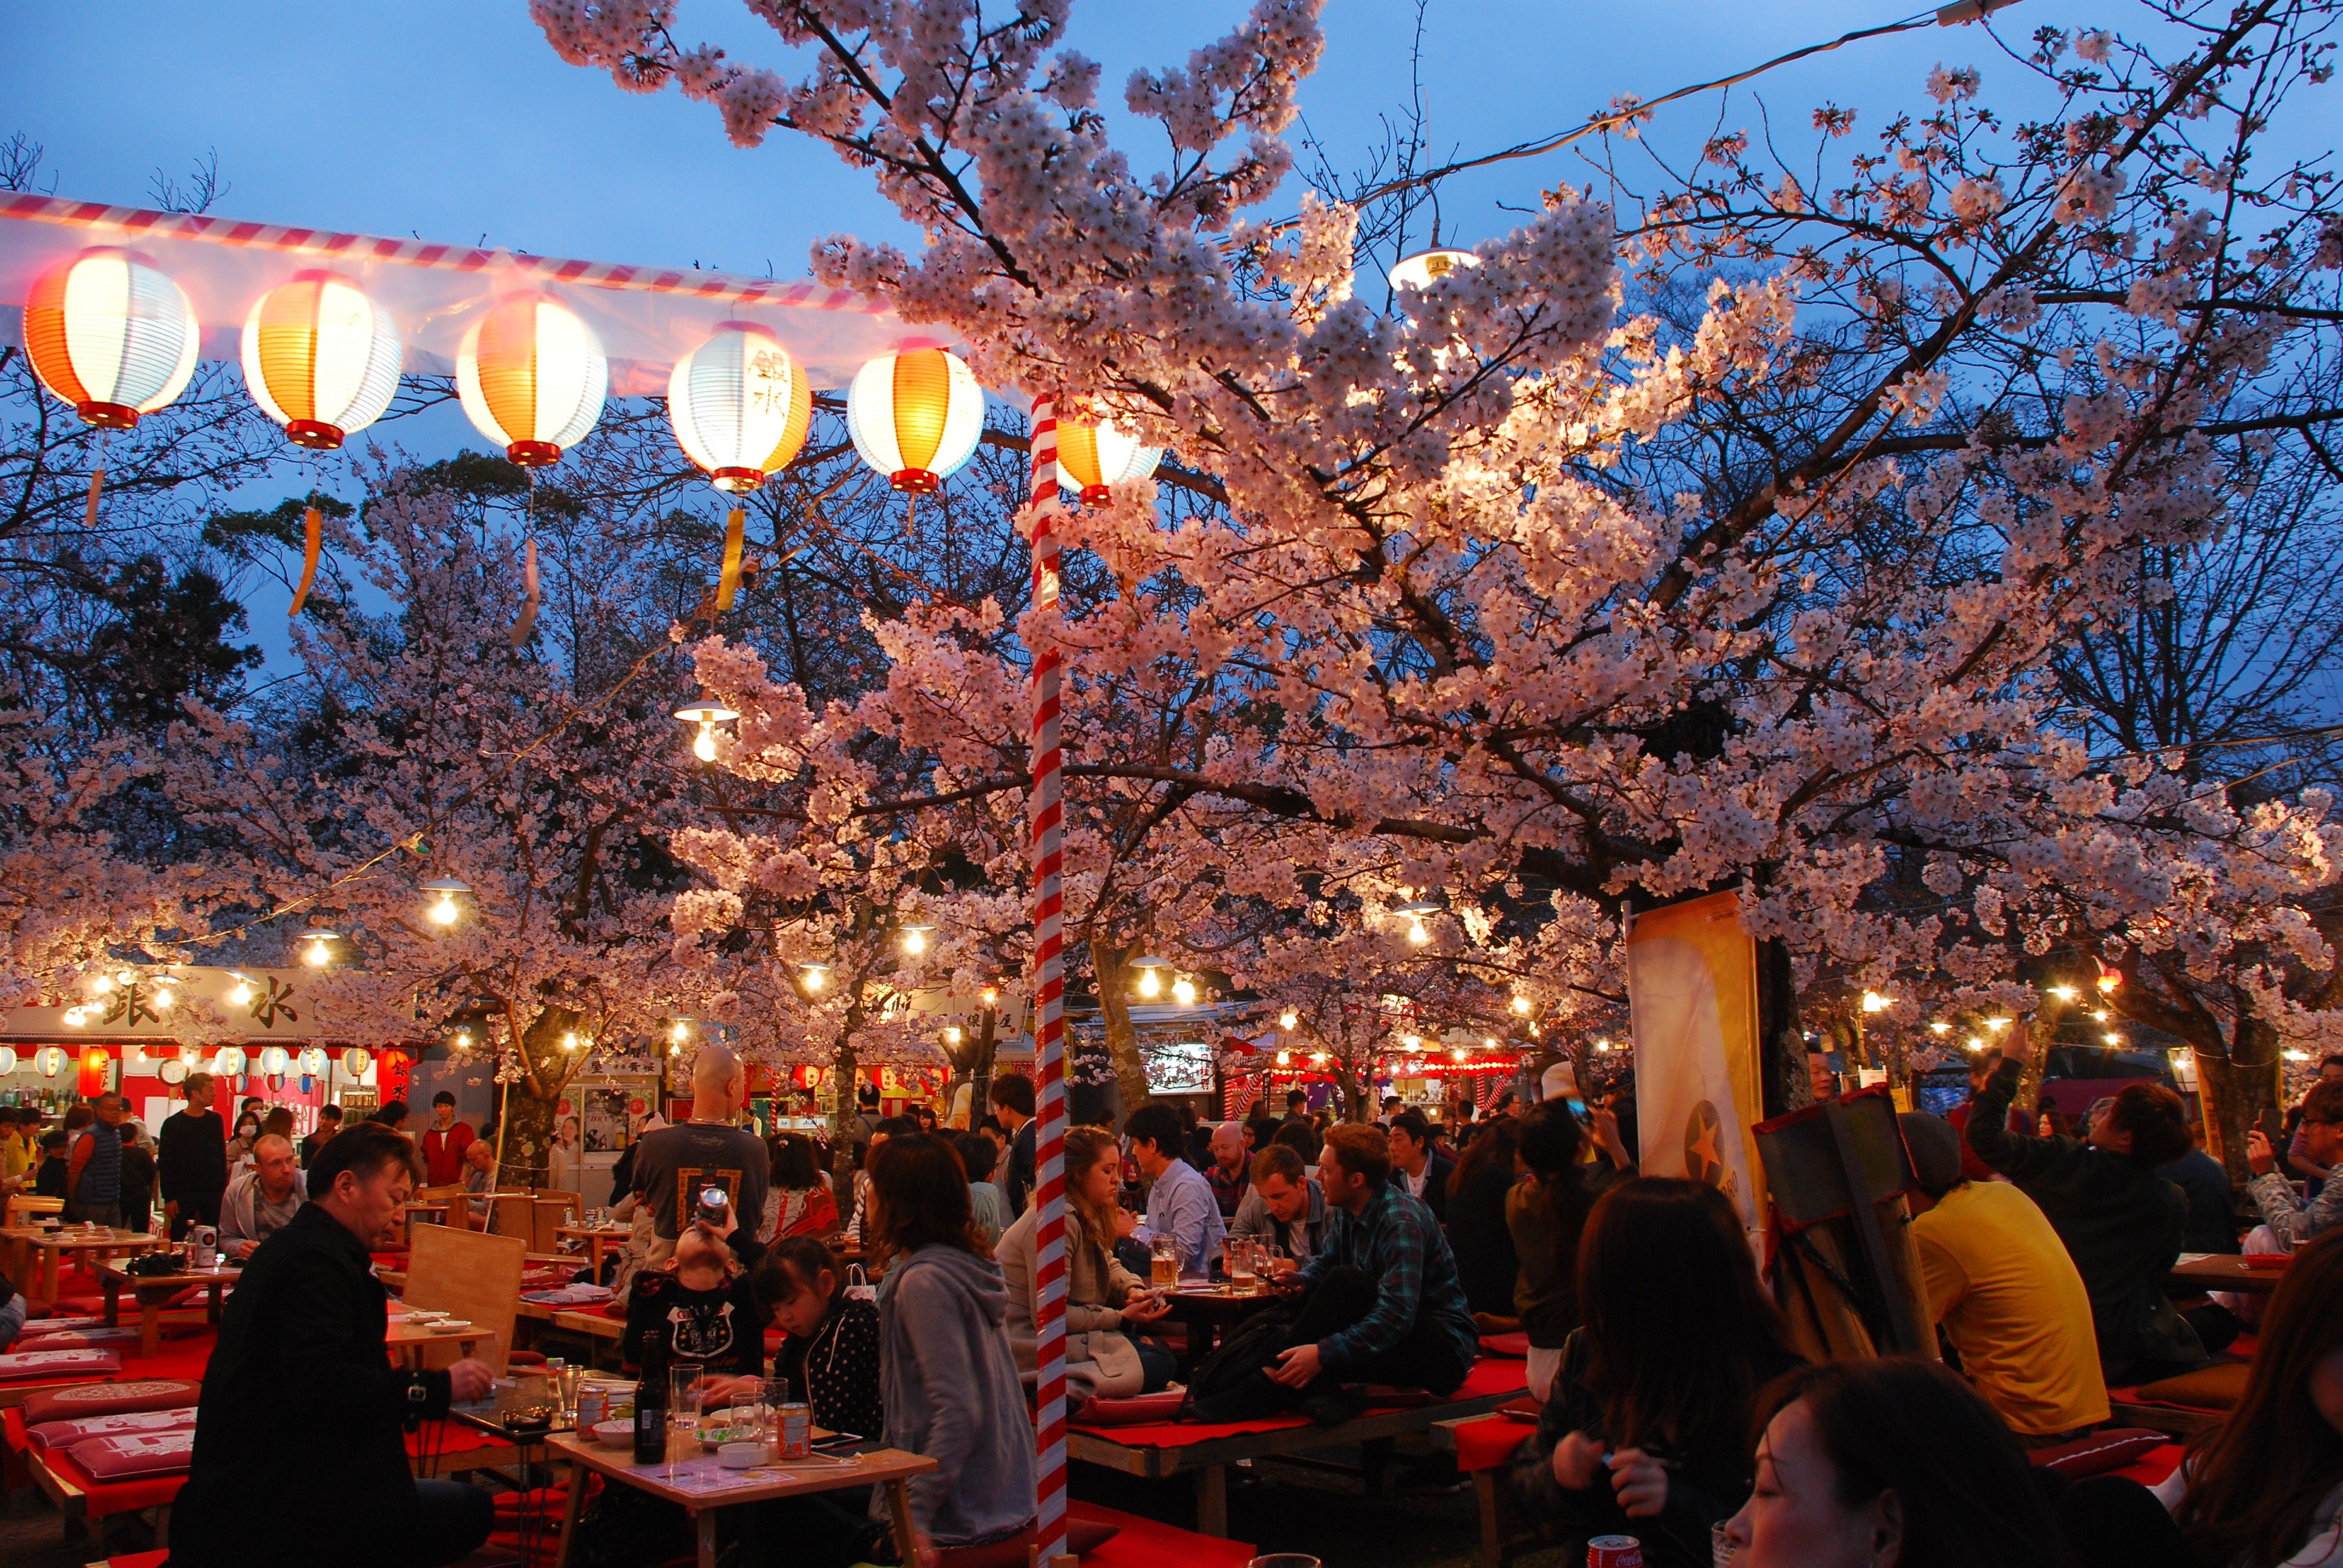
[1229, 1237, 1257, 1294]
[1150, 1234, 1179, 1289]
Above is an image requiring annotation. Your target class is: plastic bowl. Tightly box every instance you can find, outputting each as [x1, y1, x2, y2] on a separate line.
[591, 1419, 635, 1448]
[718, 1442, 765, 1469]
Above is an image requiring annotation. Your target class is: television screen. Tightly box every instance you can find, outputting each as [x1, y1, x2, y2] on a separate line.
[1142, 1039, 1213, 1096]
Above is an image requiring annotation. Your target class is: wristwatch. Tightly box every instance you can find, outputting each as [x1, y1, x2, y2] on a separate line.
[404, 1373, 430, 1429]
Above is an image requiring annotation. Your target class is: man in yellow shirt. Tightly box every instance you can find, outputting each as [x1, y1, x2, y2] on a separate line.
[0, 1109, 31, 1184]
[1901, 1111, 2110, 1441]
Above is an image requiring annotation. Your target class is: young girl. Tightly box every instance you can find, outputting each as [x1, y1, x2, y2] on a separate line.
[755, 1235, 882, 1438]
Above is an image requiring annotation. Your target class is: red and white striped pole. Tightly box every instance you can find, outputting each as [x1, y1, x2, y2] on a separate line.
[1024, 397, 1071, 1561]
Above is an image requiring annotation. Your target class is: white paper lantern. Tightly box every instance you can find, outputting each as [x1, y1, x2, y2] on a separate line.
[1056, 417, 1163, 506]
[34, 1046, 68, 1077]
[299, 1048, 329, 1077]
[258, 1045, 291, 1076]
[213, 1046, 247, 1077]
[669, 324, 814, 492]
[454, 293, 607, 467]
[23, 247, 201, 430]
[0, 1047, 16, 1074]
[846, 348, 985, 493]
[341, 1046, 372, 1077]
[241, 272, 403, 450]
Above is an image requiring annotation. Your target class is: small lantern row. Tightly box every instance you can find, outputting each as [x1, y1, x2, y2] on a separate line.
[22, 246, 1164, 518]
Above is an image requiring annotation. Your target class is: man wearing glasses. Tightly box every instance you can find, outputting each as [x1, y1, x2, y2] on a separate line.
[2247, 1079, 2343, 1246]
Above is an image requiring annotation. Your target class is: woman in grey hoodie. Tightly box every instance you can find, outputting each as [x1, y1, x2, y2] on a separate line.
[865, 1133, 1037, 1558]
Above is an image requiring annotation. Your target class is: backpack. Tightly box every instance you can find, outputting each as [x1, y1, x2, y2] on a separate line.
[1179, 1303, 1301, 1423]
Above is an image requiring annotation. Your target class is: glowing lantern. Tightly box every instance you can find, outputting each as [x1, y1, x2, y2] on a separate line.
[847, 348, 984, 494]
[1056, 417, 1162, 506]
[22, 247, 200, 431]
[454, 294, 607, 467]
[240, 273, 402, 451]
[214, 1046, 247, 1077]
[341, 1047, 372, 1077]
[259, 1046, 291, 1076]
[670, 324, 813, 492]
[1389, 247, 1480, 290]
[0, 1048, 14, 1074]
[35, 1047, 68, 1078]
[299, 1048, 329, 1077]
[78, 1047, 111, 1098]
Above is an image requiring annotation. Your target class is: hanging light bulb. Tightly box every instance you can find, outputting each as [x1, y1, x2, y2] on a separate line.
[674, 696, 740, 763]
[1276, 1050, 1291, 1067]
[1860, 991, 1892, 1013]
[300, 928, 339, 967]
[63, 1007, 87, 1027]
[454, 1030, 473, 1049]
[1129, 955, 1170, 999]
[91, 974, 115, 995]
[1172, 977, 1198, 1006]
[899, 923, 934, 955]
[801, 962, 829, 993]
[1594, 1037, 1613, 1053]
[421, 877, 471, 927]
[1407, 918, 1430, 946]
[1510, 995, 1530, 1015]
[1279, 1010, 1298, 1031]
[670, 1021, 690, 1045]
[153, 987, 174, 1009]
[226, 974, 254, 1007]
[1929, 1021, 1951, 1035]
[944, 1025, 963, 1046]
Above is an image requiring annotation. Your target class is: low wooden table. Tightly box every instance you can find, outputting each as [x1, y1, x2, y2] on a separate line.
[549, 1430, 935, 1568]
[2164, 1251, 2289, 1296]
[386, 1318, 494, 1368]
[554, 1224, 629, 1280]
[1161, 1281, 1290, 1367]
[94, 1259, 237, 1357]
[4, 1225, 163, 1304]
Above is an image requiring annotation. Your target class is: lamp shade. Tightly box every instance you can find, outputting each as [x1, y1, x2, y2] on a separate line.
[1389, 247, 1481, 290]
[669, 323, 813, 492]
[454, 293, 606, 467]
[846, 348, 984, 493]
[341, 1046, 372, 1077]
[240, 272, 403, 450]
[22, 247, 201, 430]
[1057, 417, 1163, 506]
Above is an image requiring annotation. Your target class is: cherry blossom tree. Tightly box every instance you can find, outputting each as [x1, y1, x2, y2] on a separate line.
[534, 1, 2343, 1145]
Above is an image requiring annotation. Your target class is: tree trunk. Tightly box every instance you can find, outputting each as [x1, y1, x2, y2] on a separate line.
[828, 1034, 860, 1192]
[1339, 1060, 1370, 1124]
[499, 1005, 583, 1190]
[1092, 942, 1153, 1114]
[2196, 1015, 2284, 1184]
[1756, 936, 1803, 1119]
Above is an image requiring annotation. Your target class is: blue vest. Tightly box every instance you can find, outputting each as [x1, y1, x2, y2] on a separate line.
[76, 1123, 122, 1206]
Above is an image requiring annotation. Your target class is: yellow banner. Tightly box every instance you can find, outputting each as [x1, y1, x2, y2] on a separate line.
[1627, 889, 1768, 1232]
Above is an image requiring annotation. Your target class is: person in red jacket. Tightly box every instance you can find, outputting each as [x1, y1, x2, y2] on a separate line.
[418, 1093, 475, 1187]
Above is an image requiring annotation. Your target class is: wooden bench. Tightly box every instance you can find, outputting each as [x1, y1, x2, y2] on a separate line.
[22, 1437, 182, 1552]
[1066, 1356, 1526, 1537]
[1431, 1411, 1541, 1568]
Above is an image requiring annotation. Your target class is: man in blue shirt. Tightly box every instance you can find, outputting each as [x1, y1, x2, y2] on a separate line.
[1269, 1122, 1478, 1414]
[1126, 1102, 1225, 1279]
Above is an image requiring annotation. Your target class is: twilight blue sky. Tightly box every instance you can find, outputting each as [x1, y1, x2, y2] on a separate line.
[6, 0, 2128, 671]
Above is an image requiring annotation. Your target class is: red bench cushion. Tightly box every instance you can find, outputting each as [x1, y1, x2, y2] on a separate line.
[1454, 1414, 1538, 1473]
[2133, 1364, 2249, 1412]
[1071, 1352, 1529, 1446]
[2027, 1428, 2171, 1478]
[16, 1327, 143, 1351]
[0, 1347, 120, 1380]
[30, 1406, 199, 1451]
[71, 1428, 195, 1480]
[1076, 1500, 1256, 1568]
[1480, 1331, 1530, 1358]
[22, 1378, 203, 1425]
[31, 1442, 187, 1516]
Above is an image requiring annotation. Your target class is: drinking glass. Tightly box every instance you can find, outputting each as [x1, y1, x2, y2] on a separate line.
[1150, 1235, 1179, 1289]
[667, 1361, 707, 1462]
[1230, 1237, 1257, 1293]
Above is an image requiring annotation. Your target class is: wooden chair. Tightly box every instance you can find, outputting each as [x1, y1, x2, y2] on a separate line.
[403, 1223, 528, 1375]
[528, 1193, 578, 1254]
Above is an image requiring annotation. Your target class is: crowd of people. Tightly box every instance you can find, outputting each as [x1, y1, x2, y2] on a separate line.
[4, 1037, 2339, 1568]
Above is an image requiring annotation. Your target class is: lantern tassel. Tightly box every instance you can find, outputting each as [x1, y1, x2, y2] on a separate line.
[510, 536, 540, 648]
[287, 505, 324, 618]
[83, 430, 109, 528]
[715, 506, 746, 614]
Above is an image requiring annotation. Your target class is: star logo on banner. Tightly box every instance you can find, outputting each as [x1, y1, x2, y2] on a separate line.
[1685, 1099, 1726, 1188]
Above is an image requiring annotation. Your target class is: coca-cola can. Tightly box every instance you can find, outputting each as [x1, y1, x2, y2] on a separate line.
[1587, 1536, 1645, 1568]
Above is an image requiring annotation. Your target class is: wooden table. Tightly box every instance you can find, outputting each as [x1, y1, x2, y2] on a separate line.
[94, 1260, 237, 1357]
[403, 1203, 450, 1243]
[554, 1224, 629, 1280]
[2, 1225, 163, 1304]
[1161, 1281, 1290, 1367]
[548, 1429, 936, 1568]
[2164, 1251, 2290, 1296]
[386, 1318, 494, 1368]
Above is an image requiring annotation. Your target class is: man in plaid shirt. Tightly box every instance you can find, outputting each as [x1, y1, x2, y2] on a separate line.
[1269, 1123, 1478, 1413]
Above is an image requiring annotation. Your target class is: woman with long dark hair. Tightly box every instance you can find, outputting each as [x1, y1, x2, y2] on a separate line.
[2166, 1228, 2343, 1566]
[1722, 1357, 2071, 1568]
[1509, 1100, 1598, 1401]
[1445, 1118, 1523, 1316]
[762, 1131, 840, 1243]
[863, 1133, 1034, 1561]
[1509, 1177, 1804, 1567]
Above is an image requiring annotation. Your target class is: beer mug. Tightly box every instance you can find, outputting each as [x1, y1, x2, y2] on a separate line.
[1150, 1233, 1179, 1289]
[190, 1226, 218, 1269]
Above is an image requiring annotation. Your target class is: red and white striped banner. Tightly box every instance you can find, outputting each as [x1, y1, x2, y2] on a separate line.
[0, 192, 936, 393]
[1024, 397, 1070, 1561]
[1222, 1074, 1259, 1121]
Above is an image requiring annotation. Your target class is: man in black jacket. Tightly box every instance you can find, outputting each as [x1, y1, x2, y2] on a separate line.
[1388, 1110, 1457, 1227]
[156, 1072, 228, 1241]
[167, 1123, 496, 1568]
[1964, 1036, 2203, 1383]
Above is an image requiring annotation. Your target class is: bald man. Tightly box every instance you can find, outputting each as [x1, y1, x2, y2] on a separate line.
[627, 1044, 768, 1243]
[220, 1133, 308, 1259]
